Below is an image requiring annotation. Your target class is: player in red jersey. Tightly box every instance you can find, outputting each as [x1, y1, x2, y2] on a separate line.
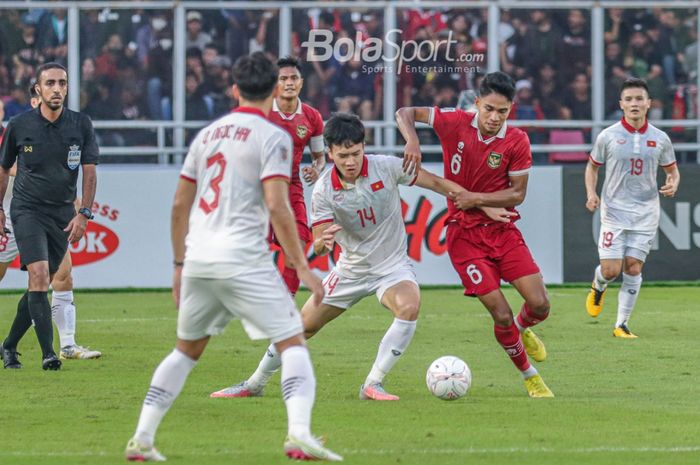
[396, 71, 554, 398]
[267, 56, 326, 295]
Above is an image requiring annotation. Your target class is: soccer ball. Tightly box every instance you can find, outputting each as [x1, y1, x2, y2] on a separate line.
[426, 355, 472, 400]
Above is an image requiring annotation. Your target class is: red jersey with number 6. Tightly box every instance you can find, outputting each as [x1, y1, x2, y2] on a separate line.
[179, 106, 293, 274]
[429, 107, 532, 229]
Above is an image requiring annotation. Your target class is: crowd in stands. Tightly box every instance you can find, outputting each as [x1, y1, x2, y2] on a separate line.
[0, 6, 697, 156]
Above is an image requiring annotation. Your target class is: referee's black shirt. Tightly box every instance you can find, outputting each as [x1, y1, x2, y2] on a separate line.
[0, 106, 99, 208]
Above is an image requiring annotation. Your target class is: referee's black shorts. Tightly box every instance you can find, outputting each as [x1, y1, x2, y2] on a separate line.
[10, 205, 73, 275]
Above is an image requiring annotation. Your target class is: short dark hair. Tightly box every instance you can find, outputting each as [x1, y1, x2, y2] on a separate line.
[35, 62, 67, 85]
[324, 113, 365, 149]
[479, 71, 515, 101]
[620, 77, 649, 96]
[231, 52, 278, 101]
[277, 56, 302, 73]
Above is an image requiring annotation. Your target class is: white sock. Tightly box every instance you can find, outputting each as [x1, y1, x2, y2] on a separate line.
[134, 349, 197, 446]
[594, 265, 614, 291]
[280, 345, 315, 440]
[51, 291, 76, 347]
[616, 273, 642, 327]
[522, 365, 539, 379]
[247, 344, 281, 391]
[365, 318, 417, 385]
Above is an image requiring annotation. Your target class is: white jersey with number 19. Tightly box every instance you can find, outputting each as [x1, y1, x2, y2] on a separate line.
[179, 107, 293, 278]
[590, 119, 676, 232]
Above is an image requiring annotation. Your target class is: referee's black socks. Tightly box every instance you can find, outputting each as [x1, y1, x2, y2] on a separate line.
[3, 291, 31, 350]
[28, 291, 55, 357]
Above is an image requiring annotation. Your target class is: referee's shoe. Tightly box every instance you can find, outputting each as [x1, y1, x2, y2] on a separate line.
[42, 353, 62, 370]
[1, 343, 22, 369]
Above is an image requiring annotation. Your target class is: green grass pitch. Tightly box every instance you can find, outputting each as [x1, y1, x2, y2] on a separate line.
[1, 287, 699, 465]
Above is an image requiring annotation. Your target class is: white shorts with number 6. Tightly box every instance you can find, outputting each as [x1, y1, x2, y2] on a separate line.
[597, 226, 655, 262]
[322, 259, 417, 309]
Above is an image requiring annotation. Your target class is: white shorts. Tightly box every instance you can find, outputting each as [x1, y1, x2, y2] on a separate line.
[177, 265, 303, 343]
[598, 226, 655, 262]
[0, 218, 18, 263]
[321, 261, 418, 309]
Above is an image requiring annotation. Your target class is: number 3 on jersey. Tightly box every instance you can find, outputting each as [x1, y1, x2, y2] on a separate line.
[199, 152, 227, 214]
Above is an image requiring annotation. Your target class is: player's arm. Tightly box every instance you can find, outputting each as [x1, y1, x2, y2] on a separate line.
[64, 164, 97, 244]
[584, 161, 601, 211]
[660, 163, 680, 197]
[449, 174, 529, 210]
[265, 178, 324, 305]
[302, 150, 327, 184]
[0, 121, 17, 237]
[312, 222, 342, 256]
[170, 177, 196, 309]
[395, 106, 431, 174]
[415, 169, 516, 222]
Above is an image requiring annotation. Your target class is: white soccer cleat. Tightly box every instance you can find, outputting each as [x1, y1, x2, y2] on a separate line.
[284, 435, 343, 461]
[60, 344, 102, 360]
[125, 438, 166, 462]
[210, 381, 264, 398]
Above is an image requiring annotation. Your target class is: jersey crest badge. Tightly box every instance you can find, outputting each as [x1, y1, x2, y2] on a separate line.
[296, 125, 308, 138]
[371, 180, 384, 192]
[67, 144, 81, 170]
[487, 151, 502, 169]
[647, 140, 657, 147]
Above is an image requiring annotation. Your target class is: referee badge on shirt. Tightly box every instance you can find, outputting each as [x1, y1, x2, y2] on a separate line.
[487, 151, 502, 169]
[67, 144, 81, 170]
[296, 125, 308, 138]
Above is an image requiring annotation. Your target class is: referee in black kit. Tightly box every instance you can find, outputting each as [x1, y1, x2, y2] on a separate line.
[0, 63, 98, 370]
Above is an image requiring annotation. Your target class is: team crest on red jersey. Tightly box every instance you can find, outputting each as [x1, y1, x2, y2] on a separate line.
[487, 151, 502, 169]
[296, 125, 308, 138]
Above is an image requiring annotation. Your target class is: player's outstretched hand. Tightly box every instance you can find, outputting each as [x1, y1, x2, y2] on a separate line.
[302, 166, 320, 185]
[322, 224, 343, 251]
[448, 190, 478, 210]
[659, 181, 678, 197]
[297, 266, 324, 306]
[64, 214, 88, 244]
[172, 267, 182, 309]
[402, 141, 422, 175]
[585, 194, 600, 212]
[481, 207, 516, 223]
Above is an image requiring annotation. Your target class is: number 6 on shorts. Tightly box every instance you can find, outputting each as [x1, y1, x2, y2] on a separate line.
[466, 264, 482, 284]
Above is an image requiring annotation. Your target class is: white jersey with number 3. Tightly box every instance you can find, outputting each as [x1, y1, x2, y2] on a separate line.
[590, 119, 676, 231]
[179, 107, 293, 278]
[311, 154, 417, 279]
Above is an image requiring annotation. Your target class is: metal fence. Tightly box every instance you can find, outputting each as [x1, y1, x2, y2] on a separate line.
[2, 1, 700, 163]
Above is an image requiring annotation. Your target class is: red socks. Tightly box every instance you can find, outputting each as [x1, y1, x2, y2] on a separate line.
[516, 303, 549, 330]
[494, 323, 530, 371]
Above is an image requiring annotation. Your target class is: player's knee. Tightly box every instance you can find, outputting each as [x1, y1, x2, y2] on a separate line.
[52, 274, 73, 291]
[393, 301, 420, 321]
[492, 309, 514, 327]
[28, 267, 50, 287]
[600, 266, 620, 281]
[528, 296, 550, 315]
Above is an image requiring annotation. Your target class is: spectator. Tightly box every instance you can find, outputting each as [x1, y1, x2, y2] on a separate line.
[37, 8, 68, 65]
[561, 72, 592, 121]
[185, 11, 212, 51]
[3, 85, 31, 119]
[334, 56, 374, 120]
[556, 9, 590, 83]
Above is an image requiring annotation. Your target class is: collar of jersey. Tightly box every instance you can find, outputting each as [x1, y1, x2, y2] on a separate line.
[471, 112, 507, 143]
[620, 117, 648, 134]
[331, 155, 369, 190]
[272, 98, 303, 120]
[36, 105, 66, 126]
[232, 106, 267, 118]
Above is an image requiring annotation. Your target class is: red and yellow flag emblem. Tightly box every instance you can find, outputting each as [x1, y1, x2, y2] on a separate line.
[371, 180, 384, 192]
[647, 140, 656, 147]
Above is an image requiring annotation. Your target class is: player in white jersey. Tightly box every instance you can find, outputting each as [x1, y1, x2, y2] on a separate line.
[0, 86, 100, 364]
[210, 113, 512, 401]
[125, 53, 342, 462]
[584, 78, 680, 338]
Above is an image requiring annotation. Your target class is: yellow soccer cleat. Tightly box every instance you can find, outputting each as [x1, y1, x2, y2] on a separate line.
[586, 282, 606, 317]
[524, 374, 554, 398]
[613, 323, 638, 339]
[521, 328, 547, 362]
